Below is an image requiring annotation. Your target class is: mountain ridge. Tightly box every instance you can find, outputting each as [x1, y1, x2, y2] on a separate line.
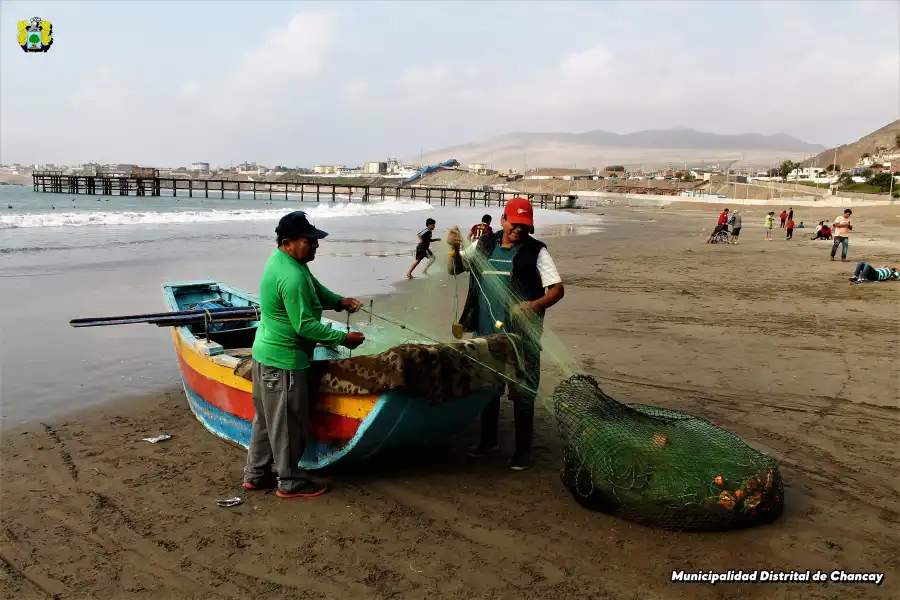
[412, 128, 826, 170]
[801, 119, 900, 169]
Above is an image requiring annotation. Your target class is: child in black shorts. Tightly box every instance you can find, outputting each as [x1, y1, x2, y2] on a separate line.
[407, 218, 440, 278]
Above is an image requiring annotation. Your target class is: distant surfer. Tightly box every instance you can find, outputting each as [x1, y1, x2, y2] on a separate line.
[243, 211, 365, 498]
[446, 197, 565, 471]
[407, 218, 441, 278]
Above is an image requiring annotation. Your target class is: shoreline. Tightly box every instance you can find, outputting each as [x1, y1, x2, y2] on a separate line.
[2, 203, 897, 599]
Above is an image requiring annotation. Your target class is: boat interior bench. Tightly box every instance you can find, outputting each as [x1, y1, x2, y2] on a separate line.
[190, 324, 258, 350]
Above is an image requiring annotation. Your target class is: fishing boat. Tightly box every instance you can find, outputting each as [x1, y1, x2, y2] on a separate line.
[160, 280, 514, 469]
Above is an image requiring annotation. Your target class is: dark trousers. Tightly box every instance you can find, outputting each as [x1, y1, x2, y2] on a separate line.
[786, 228, 793, 240]
[780, 218, 786, 228]
[853, 262, 877, 281]
[478, 343, 541, 455]
[244, 360, 311, 492]
[831, 236, 849, 259]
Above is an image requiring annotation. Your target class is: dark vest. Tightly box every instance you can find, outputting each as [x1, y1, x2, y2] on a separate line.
[457, 231, 548, 337]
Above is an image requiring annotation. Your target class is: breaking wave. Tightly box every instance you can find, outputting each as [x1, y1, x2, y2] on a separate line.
[0, 200, 432, 229]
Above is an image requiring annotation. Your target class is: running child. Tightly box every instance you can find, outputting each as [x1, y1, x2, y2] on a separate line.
[407, 218, 441, 278]
[785, 217, 795, 240]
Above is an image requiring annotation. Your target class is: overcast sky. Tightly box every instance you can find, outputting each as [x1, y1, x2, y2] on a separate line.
[1, 0, 898, 168]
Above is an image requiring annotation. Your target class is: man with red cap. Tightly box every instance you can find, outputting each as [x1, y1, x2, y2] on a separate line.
[446, 197, 565, 470]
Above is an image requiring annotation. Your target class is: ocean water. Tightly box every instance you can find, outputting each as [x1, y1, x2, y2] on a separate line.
[0, 184, 600, 426]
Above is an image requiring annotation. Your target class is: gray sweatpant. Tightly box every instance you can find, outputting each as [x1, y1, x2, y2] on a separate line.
[243, 359, 311, 492]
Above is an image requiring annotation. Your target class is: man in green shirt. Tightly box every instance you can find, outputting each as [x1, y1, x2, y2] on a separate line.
[243, 211, 365, 498]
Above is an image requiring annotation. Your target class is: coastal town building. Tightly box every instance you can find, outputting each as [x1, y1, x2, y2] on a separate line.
[189, 162, 210, 173]
[364, 161, 388, 174]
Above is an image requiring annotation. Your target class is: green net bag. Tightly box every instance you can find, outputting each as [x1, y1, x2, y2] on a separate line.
[554, 374, 784, 531]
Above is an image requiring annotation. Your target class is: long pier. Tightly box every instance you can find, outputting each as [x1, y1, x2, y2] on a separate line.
[31, 173, 567, 209]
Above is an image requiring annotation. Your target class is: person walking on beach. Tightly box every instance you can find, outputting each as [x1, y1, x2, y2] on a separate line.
[788, 207, 794, 222]
[446, 197, 565, 471]
[765, 212, 775, 240]
[407, 218, 441, 278]
[244, 211, 365, 498]
[468, 214, 493, 242]
[830, 209, 853, 262]
[785, 217, 795, 240]
[728, 209, 742, 244]
[779, 210, 788, 228]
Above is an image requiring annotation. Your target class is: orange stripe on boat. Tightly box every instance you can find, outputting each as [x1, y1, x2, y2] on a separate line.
[172, 329, 378, 420]
[178, 353, 363, 443]
[177, 351, 255, 420]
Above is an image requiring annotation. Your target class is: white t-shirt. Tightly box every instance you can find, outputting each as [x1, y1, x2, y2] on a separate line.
[459, 242, 562, 288]
[833, 215, 852, 237]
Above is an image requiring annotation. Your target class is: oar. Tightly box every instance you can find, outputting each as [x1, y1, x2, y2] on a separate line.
[70, 308, 260, 328]
[69, 305, 250, 326]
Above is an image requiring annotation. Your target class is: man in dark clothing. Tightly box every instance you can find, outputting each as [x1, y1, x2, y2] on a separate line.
[407, 218, 441, 278]
[244, 211, 365, 498]
[446, 197, 565, 470]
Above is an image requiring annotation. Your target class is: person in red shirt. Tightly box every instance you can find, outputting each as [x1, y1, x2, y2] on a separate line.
[706, 208, 730, 243]
[468, 214, 493, 242]
[785, 218, 795, 240]
[718, 209, 729, 226]
[779, 210, 788, 228]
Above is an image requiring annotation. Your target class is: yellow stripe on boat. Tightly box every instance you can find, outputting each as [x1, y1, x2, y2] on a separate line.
[172, 330, 378, 420]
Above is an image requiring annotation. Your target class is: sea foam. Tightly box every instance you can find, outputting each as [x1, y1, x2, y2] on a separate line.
[0, 200, 432, 229]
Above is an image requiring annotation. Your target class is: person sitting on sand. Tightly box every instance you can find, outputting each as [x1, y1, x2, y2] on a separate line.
[797, 221, 805, 228]
[849, 262, 899, 284]
[407, 218, 441, 279]
[468, 214, 493, 242]
[705, 208, 729, 243]
[243, 211, 365, 498]
[812, 223, 832, 240]
[446, 197, 565, 471]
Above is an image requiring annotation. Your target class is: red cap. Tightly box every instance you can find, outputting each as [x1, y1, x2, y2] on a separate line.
[504, 197, 534, 227]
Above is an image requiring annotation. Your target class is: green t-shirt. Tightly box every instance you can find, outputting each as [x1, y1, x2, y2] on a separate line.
[251, 249, 347, 370]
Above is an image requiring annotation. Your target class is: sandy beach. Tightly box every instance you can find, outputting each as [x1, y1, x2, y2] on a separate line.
[2, 203, 898, 599]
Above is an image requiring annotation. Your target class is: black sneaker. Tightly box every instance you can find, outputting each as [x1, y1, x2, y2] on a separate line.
[508, 452, 533, 471]
[848, 277, 858, 283]
[467, 443, 499, 458]
[276, 479, 328, 499]
[242, 472, 278, 491]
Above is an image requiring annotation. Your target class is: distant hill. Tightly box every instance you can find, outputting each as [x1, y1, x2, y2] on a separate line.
[413, 128, 827, 171]
[801, 119, 900, 169]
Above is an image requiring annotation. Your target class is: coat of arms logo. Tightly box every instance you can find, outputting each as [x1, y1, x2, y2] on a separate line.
[17, 17, 53, 53]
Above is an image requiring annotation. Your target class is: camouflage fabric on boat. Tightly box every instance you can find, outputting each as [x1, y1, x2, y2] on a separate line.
[234, 334, 525, 403]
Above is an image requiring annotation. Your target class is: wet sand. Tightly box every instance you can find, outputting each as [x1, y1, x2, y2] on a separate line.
[2, 204, 898, 599]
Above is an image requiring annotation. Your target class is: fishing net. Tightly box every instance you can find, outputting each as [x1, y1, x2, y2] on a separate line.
[554, 374, 784, 532]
